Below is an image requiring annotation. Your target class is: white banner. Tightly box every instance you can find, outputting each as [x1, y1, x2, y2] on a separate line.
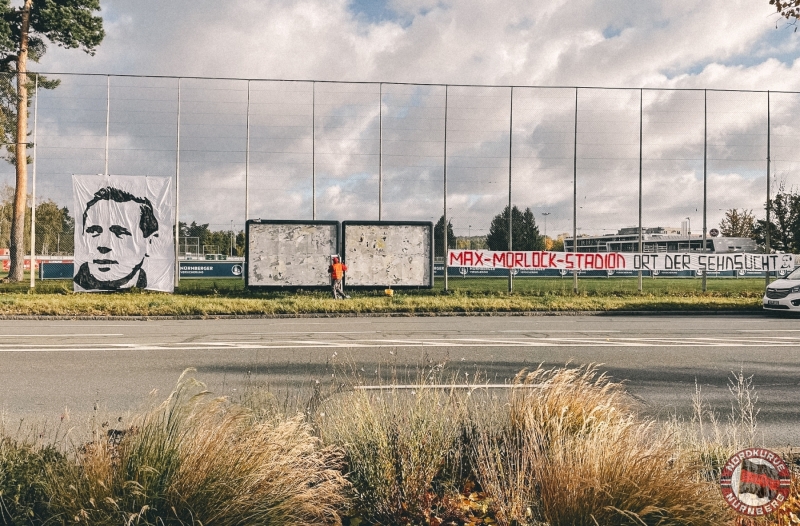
[73, 175, 175, 292]
[448, 249, 794, 272]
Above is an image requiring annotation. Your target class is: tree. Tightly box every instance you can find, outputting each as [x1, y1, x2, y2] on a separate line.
[550, 235, 565, 252]
[179, 221, 244, 257]
[433, 215, 455, 258]
[486, 205, 544, 251]
[752, 191, 800, 253]
[770, 0, 800, 21]
[33, 198, 62, 255]
[2, 0, 104, 281]
[59, 205, 74, 254]
[719, 209, 755, 238]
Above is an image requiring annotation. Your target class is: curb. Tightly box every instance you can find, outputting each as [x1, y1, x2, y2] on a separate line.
[0, 309, 770, 321]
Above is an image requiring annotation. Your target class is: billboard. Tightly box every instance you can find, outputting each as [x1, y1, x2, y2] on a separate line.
[342, 221, 433, 288]
[246, 220, 339, 289]
[72, 175, 175, 293]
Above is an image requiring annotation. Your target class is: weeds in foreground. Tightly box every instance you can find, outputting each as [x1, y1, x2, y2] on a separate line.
[0, 437, 67, 525]
[47, 370, 349, 526]
[0, 364, 797, 525]
[319, 378, 470, 525]
[470, 365, 732, 526]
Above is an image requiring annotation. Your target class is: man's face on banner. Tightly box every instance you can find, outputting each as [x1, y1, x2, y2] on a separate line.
[84, 200, 149, 282]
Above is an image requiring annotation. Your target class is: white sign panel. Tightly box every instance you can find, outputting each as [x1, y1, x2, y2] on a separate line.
[448, 249, 794, 272]
[246, 222, 338, 287]
[343, 222, 433, 287]
[73, 175, 175, 292]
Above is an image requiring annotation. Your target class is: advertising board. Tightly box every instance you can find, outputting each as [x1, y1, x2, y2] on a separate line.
[342, 221, 433, 288]
[245, 220, 339, 289]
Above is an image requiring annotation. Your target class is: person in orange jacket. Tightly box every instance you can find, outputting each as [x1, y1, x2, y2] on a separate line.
[328, 256, 349, 299]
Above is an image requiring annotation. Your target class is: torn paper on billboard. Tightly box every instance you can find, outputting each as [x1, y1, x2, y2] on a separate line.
[343, 223, 433, 287]
[247, 222, 338, 287]
[73, 175, 175, 293]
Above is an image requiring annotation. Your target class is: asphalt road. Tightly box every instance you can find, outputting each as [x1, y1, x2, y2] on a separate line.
[0, 314, 798, 445]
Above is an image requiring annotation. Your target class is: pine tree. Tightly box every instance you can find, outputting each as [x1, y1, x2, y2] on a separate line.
[2, 0, 104, 281]
[486, 206, 544, 251]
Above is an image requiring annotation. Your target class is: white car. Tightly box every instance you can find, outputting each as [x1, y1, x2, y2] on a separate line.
[764, 268, 800, 311]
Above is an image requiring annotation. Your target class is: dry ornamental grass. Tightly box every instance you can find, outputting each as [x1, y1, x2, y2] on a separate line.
[1, 363, 798, 525]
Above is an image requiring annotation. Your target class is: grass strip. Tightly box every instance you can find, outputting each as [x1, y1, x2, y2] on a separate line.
[0, 277, 768, 316]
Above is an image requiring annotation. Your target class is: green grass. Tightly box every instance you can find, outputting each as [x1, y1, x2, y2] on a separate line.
[0, 275, 770, 316]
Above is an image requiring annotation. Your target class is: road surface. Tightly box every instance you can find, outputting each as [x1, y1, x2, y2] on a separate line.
[0, 314, 797, 445]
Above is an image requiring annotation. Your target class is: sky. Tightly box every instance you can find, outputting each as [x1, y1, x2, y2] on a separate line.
[6, 0, 800, 240]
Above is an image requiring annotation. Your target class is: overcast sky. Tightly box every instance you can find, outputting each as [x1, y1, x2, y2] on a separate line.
[9, 0, 800, 239]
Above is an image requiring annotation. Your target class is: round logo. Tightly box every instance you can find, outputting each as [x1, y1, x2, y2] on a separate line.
[720, 448, 791, 516]
[231, 264, 243, 276]
[710, 228, 720, 237]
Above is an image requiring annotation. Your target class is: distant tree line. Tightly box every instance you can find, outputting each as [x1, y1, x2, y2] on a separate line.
[0, 184, 73, 255]
[180, 221, 245, 257]
[435, 205, 550, 255]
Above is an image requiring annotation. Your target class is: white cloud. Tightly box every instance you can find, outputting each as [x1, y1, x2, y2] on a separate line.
[11, 0, 800, 237]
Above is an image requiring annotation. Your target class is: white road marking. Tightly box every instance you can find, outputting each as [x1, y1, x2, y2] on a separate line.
[0, 333, 124, 337]
[497, 330, 622, 333]
[250, 331, 379, 335]
[739, 329, 800, 332]
[0, 335, 799, 351]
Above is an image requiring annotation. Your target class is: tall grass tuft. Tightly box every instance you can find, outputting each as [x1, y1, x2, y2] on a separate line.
[319, 380, 469, 525]
[0, 436, 67, 525]
[470, 364, 732, 526]
[47, 370, 349, 525]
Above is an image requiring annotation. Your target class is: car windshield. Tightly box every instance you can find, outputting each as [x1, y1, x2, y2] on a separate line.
[785, 267, 800, 281]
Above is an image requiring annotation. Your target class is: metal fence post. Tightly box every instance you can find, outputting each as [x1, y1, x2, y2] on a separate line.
[508, 86, 513, 294]
[174, 78, 181, 288]
[104, 75, 110, 175]
[312, 81, 316, 220]
[573, 88, 579, 294]
[245, 79, 250, 223]
[379, 82, 382, 221]
[443, 85, 448, 292]
[702, 90, 707, 292]
[29, 76, 38, 288]
[638, 88, 643, 292]
[766, 90, 771, 287]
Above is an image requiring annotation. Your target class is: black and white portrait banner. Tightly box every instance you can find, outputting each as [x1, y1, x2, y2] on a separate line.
[73, 175, 175, 292]
[448, 249, 795, 273]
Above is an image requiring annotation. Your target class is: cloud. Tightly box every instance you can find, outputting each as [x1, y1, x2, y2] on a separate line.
[8, 0, 800, 238]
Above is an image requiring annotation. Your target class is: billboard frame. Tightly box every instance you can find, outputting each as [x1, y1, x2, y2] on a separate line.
[245, 219, 340, 291]
[341, 220, 434, 290]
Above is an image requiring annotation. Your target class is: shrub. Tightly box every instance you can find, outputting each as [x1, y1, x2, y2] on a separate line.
[47, 371, 350, 525]
[470, 365, 732, 526]
[320, 383, 469, 525]
[0, 437, 65, 525]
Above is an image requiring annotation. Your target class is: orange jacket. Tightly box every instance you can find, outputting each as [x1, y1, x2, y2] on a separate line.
[329, 262, 347, 280]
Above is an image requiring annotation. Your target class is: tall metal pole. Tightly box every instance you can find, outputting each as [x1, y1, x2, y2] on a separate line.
[702, 90, 708, 292]
[312, 81, 316, 220]
[443, 85, 449, 292]
[104, 75, 110, 175]
[638, 89, 643, 292]
[573, 88, 579, 294]
[766, 91, 772, 287]
[507, 86, 513, 293]
[174, 78, 181, 287]
[245, 80, 250, 222]
[379, 82, 383, 221]
[29, 76, 38, 288]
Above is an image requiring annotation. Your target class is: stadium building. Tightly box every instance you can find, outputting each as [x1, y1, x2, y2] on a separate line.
[564, 227, 756, 253]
